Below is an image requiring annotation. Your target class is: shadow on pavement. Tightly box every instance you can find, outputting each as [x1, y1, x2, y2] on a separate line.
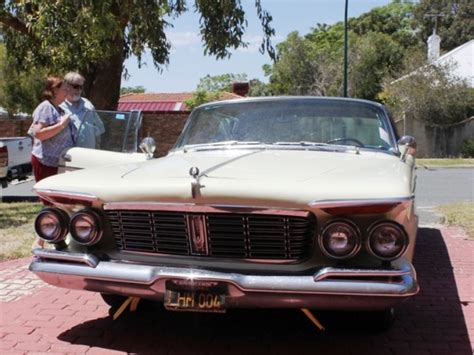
[58, 227, 472, 354]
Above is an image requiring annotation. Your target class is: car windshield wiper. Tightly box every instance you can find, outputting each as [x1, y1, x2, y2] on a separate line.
[273, 141, 333, 147]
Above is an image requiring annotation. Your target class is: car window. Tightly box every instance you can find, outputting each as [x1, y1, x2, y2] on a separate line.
[76, 110, 142, 152]
[175, 99, 396, 150]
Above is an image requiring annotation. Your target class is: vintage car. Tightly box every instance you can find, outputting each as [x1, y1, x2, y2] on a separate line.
[30, 97, 419, 329]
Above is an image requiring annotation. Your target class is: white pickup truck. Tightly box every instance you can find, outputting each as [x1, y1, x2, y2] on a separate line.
[0, 137, 32, 188]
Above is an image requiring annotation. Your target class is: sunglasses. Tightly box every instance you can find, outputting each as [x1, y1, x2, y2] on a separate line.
[70, 83, 83, 90]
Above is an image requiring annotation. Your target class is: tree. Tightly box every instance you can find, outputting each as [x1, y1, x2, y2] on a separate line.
[120, 86, 146, 95]
[264, 1, 419, 99]
[197, 73, 248, 92]
[0, 1, 275, 110]
[414, 0, 474, 52]
[0, 42, 45, 114]
[381, 49, 474, 125]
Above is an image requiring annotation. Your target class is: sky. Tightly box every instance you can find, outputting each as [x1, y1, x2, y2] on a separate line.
[122, 0, 393, 93]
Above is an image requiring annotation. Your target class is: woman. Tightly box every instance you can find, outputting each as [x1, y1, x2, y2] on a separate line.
[31, 75, 75, 249]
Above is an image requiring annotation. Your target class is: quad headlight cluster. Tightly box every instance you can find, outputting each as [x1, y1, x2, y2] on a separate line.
[319, 219, 408, 261]
[34, 208, 103, 246]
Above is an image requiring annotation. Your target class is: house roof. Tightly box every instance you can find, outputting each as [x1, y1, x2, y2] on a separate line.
[118, 92, 242, 112]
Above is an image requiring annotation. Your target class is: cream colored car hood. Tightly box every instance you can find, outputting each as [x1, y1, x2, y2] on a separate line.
[35, 149, 413, 208]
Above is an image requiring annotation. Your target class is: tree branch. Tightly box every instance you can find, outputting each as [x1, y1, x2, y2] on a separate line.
[0, 13, 36, 40]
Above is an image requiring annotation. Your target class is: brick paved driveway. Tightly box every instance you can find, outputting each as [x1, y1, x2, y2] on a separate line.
[1, 226, 473, 355]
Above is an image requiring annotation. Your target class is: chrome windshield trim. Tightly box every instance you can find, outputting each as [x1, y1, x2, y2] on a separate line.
[309, 197, 414, 208]
[103, 202, 310, 217]
[32, 248, 99, 268]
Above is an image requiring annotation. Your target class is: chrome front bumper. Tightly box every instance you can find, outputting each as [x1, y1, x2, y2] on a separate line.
[30, 249, 419, 310]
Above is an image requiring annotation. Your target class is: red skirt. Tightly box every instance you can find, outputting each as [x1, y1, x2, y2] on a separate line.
[31, 154, 58, 182]
[31, 155, 58, 205]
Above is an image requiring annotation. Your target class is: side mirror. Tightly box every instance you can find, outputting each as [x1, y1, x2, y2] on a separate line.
[139, 137, 156, 160]
[397, 135, 417, 161]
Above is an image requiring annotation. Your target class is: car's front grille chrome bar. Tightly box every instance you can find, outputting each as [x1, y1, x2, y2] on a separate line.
[105, 207, 315, 261]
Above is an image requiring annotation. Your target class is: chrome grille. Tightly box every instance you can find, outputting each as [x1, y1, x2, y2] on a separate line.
[107, 210, 315, 260]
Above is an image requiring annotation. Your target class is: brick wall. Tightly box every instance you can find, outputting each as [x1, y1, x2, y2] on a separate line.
[1, 113, 189, 157]
[0, 119, 32, 137]
[140, 112, 189, 157]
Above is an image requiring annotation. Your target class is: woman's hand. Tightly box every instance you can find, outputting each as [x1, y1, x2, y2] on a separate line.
[34, 113, 71, 141]
[59, 113, 71, 129]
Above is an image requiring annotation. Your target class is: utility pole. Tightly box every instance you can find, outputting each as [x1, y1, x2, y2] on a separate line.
[343, 0, 348, 97]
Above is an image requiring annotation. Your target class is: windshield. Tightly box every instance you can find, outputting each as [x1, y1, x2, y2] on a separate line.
[174, 99, 396, 151]
[75, 110, 142, 152]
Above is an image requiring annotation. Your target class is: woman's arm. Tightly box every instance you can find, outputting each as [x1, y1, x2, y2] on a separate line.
[34, 114, 71, 141]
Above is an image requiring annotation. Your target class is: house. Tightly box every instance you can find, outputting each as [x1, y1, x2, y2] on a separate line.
[428, 34, 473, 87]
[118, 91, 243, 156]
[392, 35, 474, 157]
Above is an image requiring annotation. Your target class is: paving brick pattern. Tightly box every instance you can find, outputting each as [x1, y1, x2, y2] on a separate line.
[0, 226, 472, 354]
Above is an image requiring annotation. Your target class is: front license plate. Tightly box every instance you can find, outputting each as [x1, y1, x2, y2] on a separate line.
[164, 290, 226, 313]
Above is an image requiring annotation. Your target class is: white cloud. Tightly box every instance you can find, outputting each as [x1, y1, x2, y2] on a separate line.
[167, 31, 201, 47]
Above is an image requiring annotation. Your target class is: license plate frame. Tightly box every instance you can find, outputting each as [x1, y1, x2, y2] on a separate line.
[164, 289, 226, 313]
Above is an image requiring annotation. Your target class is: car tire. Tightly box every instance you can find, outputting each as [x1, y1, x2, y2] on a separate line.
[361, 308, 395, 332]
[100, 293, 128, 309]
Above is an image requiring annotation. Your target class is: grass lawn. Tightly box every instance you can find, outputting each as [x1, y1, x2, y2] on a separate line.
[0, 202, 42, 261]
[417, 158, 474, 167]
[437, 202, 474, 239]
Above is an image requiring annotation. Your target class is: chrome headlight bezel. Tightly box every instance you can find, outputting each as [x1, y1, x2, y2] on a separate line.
[34, 207, 69, 243]
[69, 209, 103, 246]
[366, 221, 409, 261]
[319, 219, 362, 259]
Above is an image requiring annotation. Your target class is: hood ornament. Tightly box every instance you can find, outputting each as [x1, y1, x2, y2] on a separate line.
[189, 166, 204, 198]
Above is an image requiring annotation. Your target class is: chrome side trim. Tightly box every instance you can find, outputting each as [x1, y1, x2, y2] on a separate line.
[313, 265, 412, 281]
[35, 189, 101, 204]
[309, 197, 414, 208]
[103, 202, 310, 217]
[32, 248, 99, 268]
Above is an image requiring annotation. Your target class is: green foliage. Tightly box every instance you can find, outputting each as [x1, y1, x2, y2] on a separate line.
[414, 0, 474, 52]
[349, 0, 418, 48]
[120, 86, 146, 95]
[381, 51, 474, 125]
[184, 90, 221, 110]
[0, 1, 276, 109]
[0, 43, 45, 113]
[197, 73, 248, 92]
[350, 32, 404, 100]
[461, 139, 474, 158]
[248, 78, 270, 97]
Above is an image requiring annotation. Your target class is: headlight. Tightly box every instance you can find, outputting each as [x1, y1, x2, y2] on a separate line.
[34, 208, 69, 243]
[70, 210, 103, 246]
[367, 222, 408, 261]
[319, 220, 361, 259]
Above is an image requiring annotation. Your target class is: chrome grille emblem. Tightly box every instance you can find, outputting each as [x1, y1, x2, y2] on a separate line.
[186, 215, 209, 255]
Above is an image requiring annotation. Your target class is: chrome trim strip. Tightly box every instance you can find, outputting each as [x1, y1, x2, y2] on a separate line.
[35, 189, 101, 204]
[313, 265, 412, 281]
[29, 253, 419, 298]
[103, 202, 310, 217]
[309, 197, 414, 208]
[117, 250, 302, 265]
[32, 248, 99, 268]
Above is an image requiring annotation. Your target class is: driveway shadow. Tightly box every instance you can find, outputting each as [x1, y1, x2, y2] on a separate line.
[58, 227, 472, 354]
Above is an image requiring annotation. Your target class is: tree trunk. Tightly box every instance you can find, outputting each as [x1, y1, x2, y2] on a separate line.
[82, 36, 125, 110]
